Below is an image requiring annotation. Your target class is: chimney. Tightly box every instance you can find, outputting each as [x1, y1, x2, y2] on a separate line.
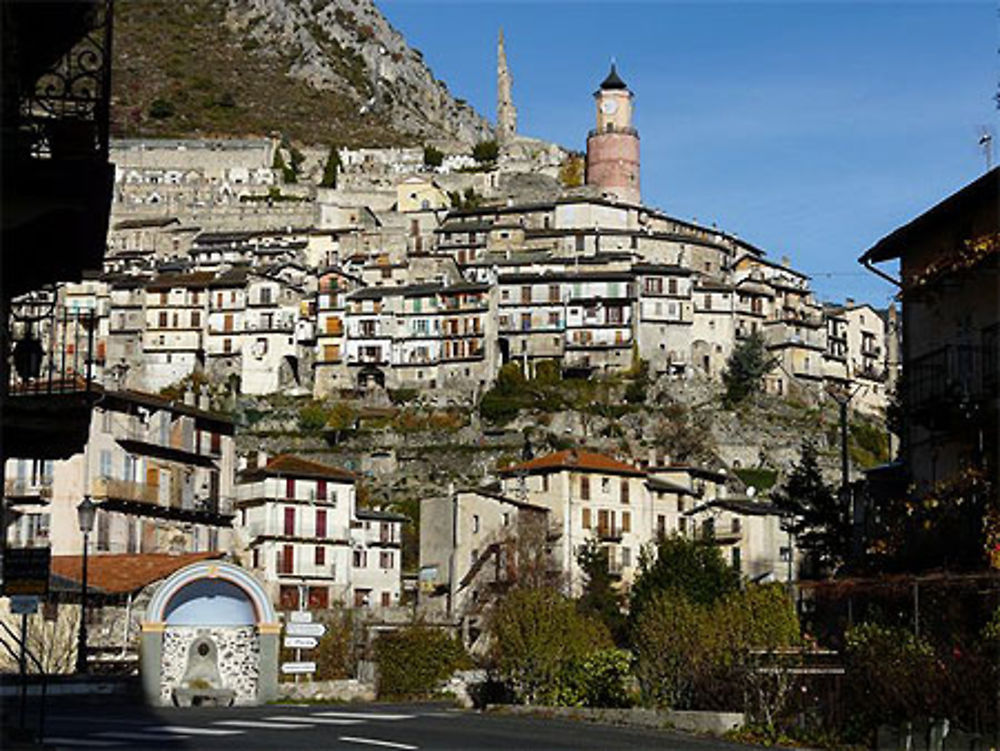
[198, 393, 210, 411]
[845, 297, 855, 308]
[781, 256, 790, 268]
[183, 388, 196, 406]
[648, 448, 657, 468]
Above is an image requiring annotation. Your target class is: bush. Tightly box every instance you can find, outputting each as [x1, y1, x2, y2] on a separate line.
[148, 98, 175, 119]
[373, 624, 469, 699]
[314, 613, 354, 680]
[633, 583, 799, 710]
[721, 331, 773, 408]
[551, 648, 632, 708]
[487, 587, 611, 704]
[298, 401, 330, 431]
[472, 139, 499, 164]
[423, 145, 443, 168]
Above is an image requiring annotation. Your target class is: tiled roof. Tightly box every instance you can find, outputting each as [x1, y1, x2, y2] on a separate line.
[240, 453, 356, 483]
[500, 449, 645, 477]
[50, 552, 223, 594]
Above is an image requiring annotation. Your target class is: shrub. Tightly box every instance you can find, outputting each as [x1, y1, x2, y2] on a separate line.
[298, 401, 330, 431]
[148, 98, 175, 119]
[487, 587, 611, 704]
[373, 624, 469, 699]
[721, 331, 773, 408]
[472, 139, 499, 164]
[423, 145, 443, 168]
[314, 613, 354, 680]
[551, 648, 632, 708]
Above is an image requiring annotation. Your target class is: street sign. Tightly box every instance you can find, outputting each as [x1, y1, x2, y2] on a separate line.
[9, 595, 39, 615]
[286, 622, 326, 638]
[284, 636, 318, 650]
[2, 547, 51, 595]
[288, 611, 313, 624]
[281, 661, 316, 675]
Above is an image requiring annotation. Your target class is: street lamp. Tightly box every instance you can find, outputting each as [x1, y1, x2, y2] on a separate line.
[76, 495, 96, 674]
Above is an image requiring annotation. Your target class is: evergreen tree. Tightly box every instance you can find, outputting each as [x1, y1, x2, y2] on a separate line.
[576, 539, 626, 645]
[771, 440, 850, 575]
[320, 146, 340, 188]
[721, 331, 774, 407]
[423, 145, 443, 168]
[627, 534, 739, 638]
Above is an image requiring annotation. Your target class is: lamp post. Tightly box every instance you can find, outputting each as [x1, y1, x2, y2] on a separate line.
[76, 496, 96, 674]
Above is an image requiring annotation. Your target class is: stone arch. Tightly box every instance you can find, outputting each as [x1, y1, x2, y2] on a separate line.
[141, 561, 279, 707]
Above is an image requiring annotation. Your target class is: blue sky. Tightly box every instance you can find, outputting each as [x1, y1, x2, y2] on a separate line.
[379, 1, 998, 307]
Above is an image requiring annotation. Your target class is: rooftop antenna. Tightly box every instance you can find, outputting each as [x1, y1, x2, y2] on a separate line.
[978, 126, 994, 171]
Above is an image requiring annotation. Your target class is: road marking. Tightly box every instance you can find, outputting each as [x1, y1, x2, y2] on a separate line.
[94, 731, 189, 742]
[43, 739, 122, 748]
[214, 719, 315, 729]
[152, 726, 245, 736]
[339, 736, 418, 750]
[316, 711, 414, 721]
[267, 714, 363, 725]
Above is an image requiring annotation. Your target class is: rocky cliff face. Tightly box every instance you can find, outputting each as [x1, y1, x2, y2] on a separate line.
[112, 0, 493, 149]
[225, 0, 492, 147]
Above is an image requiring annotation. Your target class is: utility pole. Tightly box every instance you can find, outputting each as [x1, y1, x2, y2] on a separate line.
[825, 384, 864, 565]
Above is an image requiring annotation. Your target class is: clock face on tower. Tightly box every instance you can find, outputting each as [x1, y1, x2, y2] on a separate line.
[600, 98, 618, 115]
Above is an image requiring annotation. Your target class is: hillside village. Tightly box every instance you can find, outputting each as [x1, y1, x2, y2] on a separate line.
[4, 34, 900, 639]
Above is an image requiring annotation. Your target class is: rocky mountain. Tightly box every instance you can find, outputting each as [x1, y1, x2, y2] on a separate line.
[112, 0, 493, 149]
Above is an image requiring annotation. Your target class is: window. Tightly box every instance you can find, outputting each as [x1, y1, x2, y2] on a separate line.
[548, 285, 560, 303]
[381, 592, 391, 607]
[731, 547, 741, 572]
[284, 507, 295, 536]
[622, 511, 631, 533]
[353, 549, 367, 568]
[657, 515, 666, 537]
[582, 507, 591, 529]
[580, 476, 590, 501]
[521, 313, 531, 331]
[620, 480, 629, 504]
[191, 311, 201, 328]
[223, 338, 232, 353]
[158, 312, 168, 327]
[668, 278, 677, 295]
[316, 509, 327, 538]
[472, 514, 480, 534]
[354, 589, 371, 608]
[99, 449, 112, 479]
[286, 478, 295, 499]
[280, 544, 294, 574]
[252, 548, 260, 568]
[309, 586, 329, 610]
[521, 286, 532, 304]
[315, 546, 325, 565]
[542, 475, 549, 492]
[279, 585, 299, 610]
[601, 477, 610, 494]
[704, 294, 712, 311]
[622, 547, 632, 568]
[380, 551, 393, 569]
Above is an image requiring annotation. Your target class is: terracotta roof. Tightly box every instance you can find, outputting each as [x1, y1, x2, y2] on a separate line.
[50, 552, 222, 594]
[500, 449, 645, 477]
[240, 453, 356, 483]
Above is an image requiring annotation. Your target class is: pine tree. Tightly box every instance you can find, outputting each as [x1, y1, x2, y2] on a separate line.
[721, 331, 774, 407]
[771, 440, 850, 575]
[576, 539, 626, 644]
[320, 146, 340, 188]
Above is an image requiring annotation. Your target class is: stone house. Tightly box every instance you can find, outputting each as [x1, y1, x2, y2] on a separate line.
[241, 271, 308, 395]
[497, 449, 649, 593]
[234, 454, 405, 612]
[633, 264, 695, 377]
[141, 271, 213, 392]
[4, 387, 236, 558]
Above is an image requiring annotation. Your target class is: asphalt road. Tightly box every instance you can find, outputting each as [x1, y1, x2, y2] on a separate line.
[14, 699, 755, 750]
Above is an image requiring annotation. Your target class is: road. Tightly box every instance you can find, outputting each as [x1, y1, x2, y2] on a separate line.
[14, 700, 754, 750]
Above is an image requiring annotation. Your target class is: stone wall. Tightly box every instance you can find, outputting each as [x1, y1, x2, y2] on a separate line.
[160, 625, 260, 705]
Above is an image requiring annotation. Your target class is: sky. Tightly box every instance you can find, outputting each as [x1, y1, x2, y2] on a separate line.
[379, 0, 998, 307]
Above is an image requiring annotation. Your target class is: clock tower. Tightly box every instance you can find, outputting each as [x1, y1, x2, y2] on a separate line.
[585, 63, 640, 204]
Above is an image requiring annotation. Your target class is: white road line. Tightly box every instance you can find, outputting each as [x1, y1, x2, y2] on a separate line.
[43, 739, 123, 748]
[153, 725, 245, 736]
[339, 736, 418, 750]
[214, 719, 315, 729]
[267, 714, 363, 725]
[316, 711, 414, 721]
[94, 731, 189, 742]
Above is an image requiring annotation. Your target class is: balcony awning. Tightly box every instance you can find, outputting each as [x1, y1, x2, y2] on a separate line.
[116, 438, 218, 468]
[98, 497, 233, 526]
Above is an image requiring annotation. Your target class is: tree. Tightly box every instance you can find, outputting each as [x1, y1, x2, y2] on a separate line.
[771, 440, 850, 575]
[576, 540, 626, 645]
[423, 145, 443, 168]
[721, 331, 774, 408]
[487, 586, 611, 704]
[628, 533, 739, 634]
[472, 139, 499, 164]
[148, 98, 175, 119]
[373, 624, 469, 698]
[320, 146, 340, 188]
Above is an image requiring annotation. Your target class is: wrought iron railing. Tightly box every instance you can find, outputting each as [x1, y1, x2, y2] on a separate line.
[7, 299, 98, 397]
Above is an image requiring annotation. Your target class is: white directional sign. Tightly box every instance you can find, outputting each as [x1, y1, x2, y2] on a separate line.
[288, 611, 313, 624]
[286, 622, 326, 638]
[281, 661, 317, 675]
[284, 636, 319, 650]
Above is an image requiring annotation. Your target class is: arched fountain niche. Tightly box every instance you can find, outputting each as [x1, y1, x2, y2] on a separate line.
[140, 561, 279, 707]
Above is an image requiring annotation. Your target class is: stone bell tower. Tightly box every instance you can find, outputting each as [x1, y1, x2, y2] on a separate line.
[497, 28, 517, 146]
[585, 63, 640, 204]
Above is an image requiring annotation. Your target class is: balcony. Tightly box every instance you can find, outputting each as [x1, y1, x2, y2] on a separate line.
[908, 345, 996, 425]
[4, 479, 53, 503]
[596, 525, 623, 542]
[92, 477, 165, 505]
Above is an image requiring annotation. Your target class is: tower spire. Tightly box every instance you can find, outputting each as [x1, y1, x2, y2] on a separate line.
[497, 27, 517, 145]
